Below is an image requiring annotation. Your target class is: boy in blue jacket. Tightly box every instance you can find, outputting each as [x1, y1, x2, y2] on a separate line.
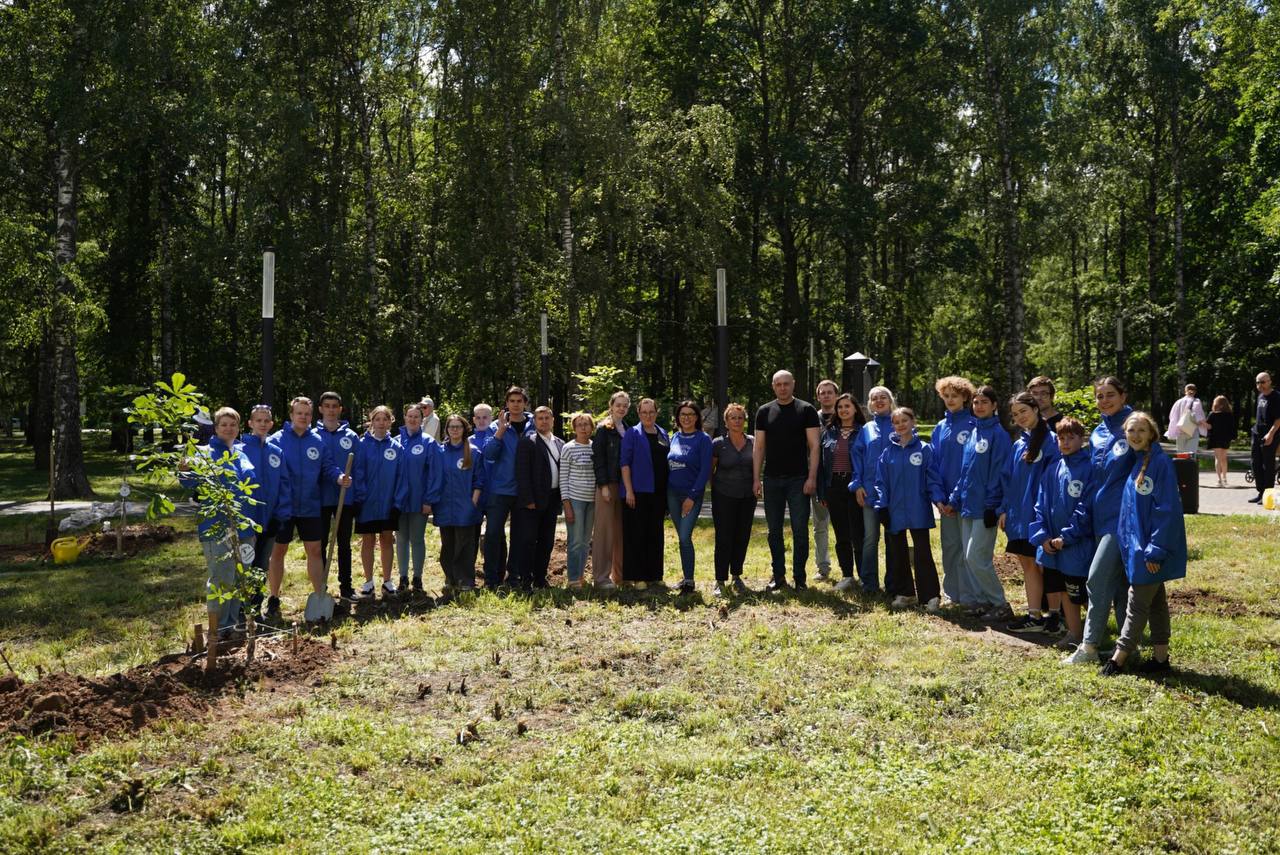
[1029, 417, 1095, 649]
[396, 402, 434, 594]
[315, 391, 360, 600]
[481, 387, 537, 587]
[240, 404, 292, 617]
[873, 408, 946, 611]
[1100, 412, 1188, 677]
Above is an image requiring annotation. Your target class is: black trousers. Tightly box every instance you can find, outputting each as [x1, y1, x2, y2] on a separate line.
[512, 490, 560, 590]
[1251, 431, 1279, 495]
[712, 494, 756, 581]
[622, 491, 665, 582]
[320, 504, 355, 593]
[439, 526, 479, 589]
[825, 473, 864, 580]
[886, 528, 940, 602]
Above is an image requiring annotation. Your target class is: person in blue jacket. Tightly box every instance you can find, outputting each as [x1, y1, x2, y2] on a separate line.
[267, 397, 349, 621]
[353, 406, 404, 599]
[850, 386, 897, 594]
[469, 403, 494, 557]
[396, 402, 434, 594]
[240, 404, 292, 617]
[931, 376, 978, 605]
[481, 386, 537, 588]
[1063, 376, 1136, 665]
[1002, 392, 1062, 634]
[873, 407, 946, 611]
[666, 401, 713, 594]
[621, 398, 669, 586]
[183, 407, 259, 644]
[427, 414, 486, 599]
[315, 391, 360, 600]
[1100, 411, 1187, 677]
[944, 384, 1014, 621]
[1029, 417, 1095, 650]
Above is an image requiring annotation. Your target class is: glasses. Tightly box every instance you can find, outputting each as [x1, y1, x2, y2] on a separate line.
[251, 404, 272, 413]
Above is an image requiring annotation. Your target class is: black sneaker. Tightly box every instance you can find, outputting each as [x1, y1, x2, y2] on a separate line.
[1248, 495, 1263, 504]
[399, 577, 410, 595]
[732, 576, 750, 594]
[677, 580, 696, 595]
[764, 579, 791, 594]
[339, 588, 356, 602]
[1042, 613, 1062, 635]
[1008, 614, 1046, 634]
[412, 578, 424, 594]
[1098, 659, 1123, 677]
[265, 596, 282, 621]
[794, 580, 808, 591]
[1137, 657, 1171, 675]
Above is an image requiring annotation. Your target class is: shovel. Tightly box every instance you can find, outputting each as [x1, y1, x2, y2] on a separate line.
[306, 452, 354, 623]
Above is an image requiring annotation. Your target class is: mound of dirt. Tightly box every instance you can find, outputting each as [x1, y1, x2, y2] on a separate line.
[0, 636, 335, 746]
[80, 523, 177, 557]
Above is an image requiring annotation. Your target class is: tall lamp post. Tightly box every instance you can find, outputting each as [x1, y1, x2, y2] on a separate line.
[843, 351, 868, 402]
[540, 311, 550, 407]
[262, 248, 275, 407]
[715, 268, 728, 436]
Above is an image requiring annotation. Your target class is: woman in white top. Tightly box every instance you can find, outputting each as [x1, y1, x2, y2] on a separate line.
[1164, 384, 1208, 454]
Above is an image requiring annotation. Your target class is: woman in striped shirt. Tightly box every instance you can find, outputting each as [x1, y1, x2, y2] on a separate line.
[560, 413, 598, 588]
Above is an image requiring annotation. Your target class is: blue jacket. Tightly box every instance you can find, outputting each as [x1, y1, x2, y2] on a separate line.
[948, 415, 1012, 519]
[620, 424, 669, 496]
[667, 430, 713, 502]
[480, 415, 537, 497]
[272, 425, 342, 519]
[873, 433, 945, 533]
[185, 437, 259, 542]
[316, 420, 359, 506]
[426, 439, 485, 527]
[1029, 448, 1095, 576]
[396, 426, 434, 512]
[238, 432, 292, 528]
[1001, 429, 1060, 540]
[930, 407, 977, 497]
[1118, 446, 1188, 585]
[1078, 405, 1135, 540]
[850, 413, 895, 494]
[469, 432, 491, 509]
[353, 431, 403, 523]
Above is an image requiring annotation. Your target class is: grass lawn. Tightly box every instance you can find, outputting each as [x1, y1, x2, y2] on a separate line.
[1, 513, 1278, 853]
[0, 434, 180, 507]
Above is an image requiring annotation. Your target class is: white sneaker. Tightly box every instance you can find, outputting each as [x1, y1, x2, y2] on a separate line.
[816, 565, 831, 580]
[890, 595, 916, 610]
[382, 580, 398, 596]
[924, 597, 941, 614]
[1062, 644, 1098, 665]
[595, 579, 617, 590]
[834, 577, 857, 593]
[359, 580, 376, 597]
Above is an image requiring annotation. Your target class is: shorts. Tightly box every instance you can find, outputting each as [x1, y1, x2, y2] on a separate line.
[354, 506, 399, 535]
[1041, 565, 1067, 595]
[276, 516, 323, 544]
[1062, 575, 1087, 606]
[1006, 538, 1036, 557]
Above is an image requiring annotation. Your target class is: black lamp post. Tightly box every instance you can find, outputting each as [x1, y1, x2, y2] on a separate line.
[715, 268, 728, 436]
[843, 351, 869, 402]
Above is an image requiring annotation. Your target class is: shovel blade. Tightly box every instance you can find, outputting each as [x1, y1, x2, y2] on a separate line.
[304, 592, 335, 623]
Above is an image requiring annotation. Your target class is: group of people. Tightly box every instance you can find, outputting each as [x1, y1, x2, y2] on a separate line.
[1164, 373, 1280, 498]
[193, 370, 1203, 677]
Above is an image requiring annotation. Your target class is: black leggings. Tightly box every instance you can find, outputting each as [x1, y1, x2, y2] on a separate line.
[321, 504, 355, 592]
[712, 494, 756, 581]
[887, 528, 940, 602]
[825, 473, 864, 579]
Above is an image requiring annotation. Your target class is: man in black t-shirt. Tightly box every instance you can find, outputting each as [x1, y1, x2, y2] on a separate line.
[752, 370, 822, 591]
[1249, 372, 1280, 503]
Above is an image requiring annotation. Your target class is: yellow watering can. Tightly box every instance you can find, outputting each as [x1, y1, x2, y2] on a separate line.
[1264, 489, 1276, 511]
[50, 536, 84, 564]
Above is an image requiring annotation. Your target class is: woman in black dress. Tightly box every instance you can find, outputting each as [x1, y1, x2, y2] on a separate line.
[1207, 396, 1237, 488]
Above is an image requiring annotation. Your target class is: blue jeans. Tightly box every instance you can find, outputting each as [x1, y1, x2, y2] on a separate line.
[938, 513, 965, 603]
[396, 510, 428, 583]
[762, 475, 810, 584]
[483, 493, 518, 587]
[203, 539, 242, 634]
[1082, 533, 1130, 647]
[667, 489, 704, 582]
[565, 499, 595, 583]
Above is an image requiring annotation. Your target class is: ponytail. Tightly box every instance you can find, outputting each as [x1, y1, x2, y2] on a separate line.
[1134, 449, 1152, 486]
[1123, 411, 1161, 485]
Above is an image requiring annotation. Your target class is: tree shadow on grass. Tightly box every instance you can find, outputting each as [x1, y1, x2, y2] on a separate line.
[1138, 667, 1280, 711]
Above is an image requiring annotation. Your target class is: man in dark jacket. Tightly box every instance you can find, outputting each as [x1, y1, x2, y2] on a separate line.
[1249, 372, 1280, 503]
[512, 406, 565, 590]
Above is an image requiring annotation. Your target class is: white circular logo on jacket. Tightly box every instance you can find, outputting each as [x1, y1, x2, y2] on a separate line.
[956, 431, 970, 445]
[411, 443, 424, 455]
[268, 453, 281, 469]
[384, 448, 397, 461]
[456, 458, 466, 470]
[238, 543, 255, 564]
[1136, 476, 1154, 496]
[975, 439, 989, 454]
[1112, 439, 1129, 457]
[1067, 479, 1084, 498]
[340, 436, 353, 450]
[306, 447, 320, 461]
[909, 452, 923, 466]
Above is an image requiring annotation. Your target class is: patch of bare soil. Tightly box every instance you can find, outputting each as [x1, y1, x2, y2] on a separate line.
[994, 554, 1023, 585]
[1166, 586, 1251, 618]
[0, 524, 178, 566]
[0, 636, 335, 746]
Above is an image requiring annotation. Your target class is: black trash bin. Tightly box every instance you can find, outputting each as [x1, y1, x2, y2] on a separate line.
[1173, 455, 1199, 514]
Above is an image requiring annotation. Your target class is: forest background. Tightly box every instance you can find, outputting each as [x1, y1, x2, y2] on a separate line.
[3, 0, 1279, 496]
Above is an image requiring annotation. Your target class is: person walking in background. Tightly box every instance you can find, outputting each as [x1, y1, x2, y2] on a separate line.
[1206, 396, 1237, 488]
[711, 403, 756, 596]
[1027, 376, 1063, 432]
[1165, 384, 1208, 455]
[820, 393, 866, 593]
[592, 391, 631, 589]
[810, 379, 839, 581]
[753, 370, 822, 592]
[1248, 372, 1280, 504]
[666, 401, 713, 594]
[560, 413, 598, 590]
[621, 398, 669, 587]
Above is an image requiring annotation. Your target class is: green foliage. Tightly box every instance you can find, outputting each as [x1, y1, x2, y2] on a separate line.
[1055, 387, 1103, 429]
